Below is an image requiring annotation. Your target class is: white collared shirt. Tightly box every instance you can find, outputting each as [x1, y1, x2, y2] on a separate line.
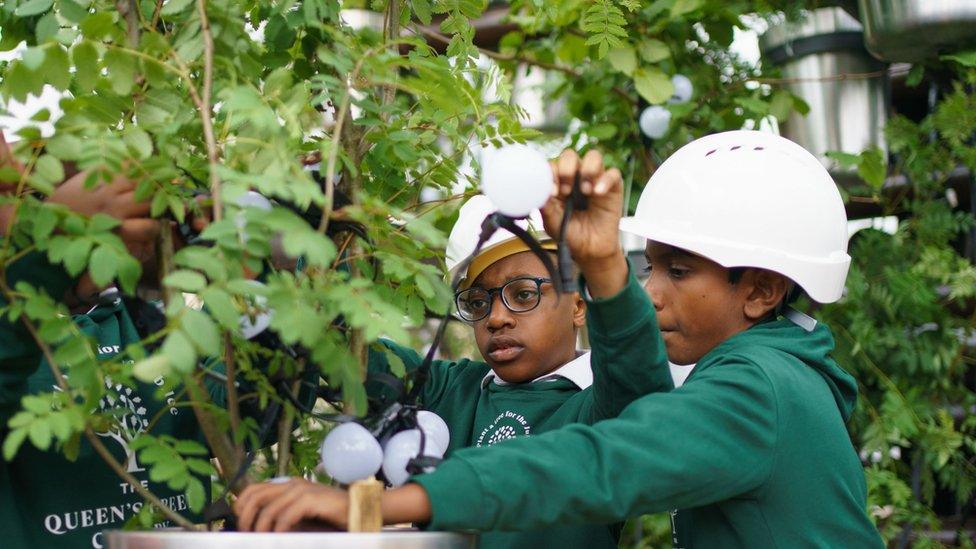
[480, 351, 593, 390]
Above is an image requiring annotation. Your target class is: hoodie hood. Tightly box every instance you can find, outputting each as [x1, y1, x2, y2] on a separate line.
[694, 318, 858, 421]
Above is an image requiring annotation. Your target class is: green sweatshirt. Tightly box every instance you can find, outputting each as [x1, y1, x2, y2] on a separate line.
[413, 276, 884, 548]
[0, 254, 253, 549]
[369, 269, 673, 549]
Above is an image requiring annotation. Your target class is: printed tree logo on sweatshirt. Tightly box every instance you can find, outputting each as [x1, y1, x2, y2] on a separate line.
[476, 410, 532, 447]
[96, 381, 149, 473]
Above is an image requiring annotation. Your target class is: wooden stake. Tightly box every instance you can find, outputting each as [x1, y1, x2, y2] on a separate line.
[348, 477, 383, 532]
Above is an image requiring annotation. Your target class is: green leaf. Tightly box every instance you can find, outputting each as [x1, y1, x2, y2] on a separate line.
[588, 122, 617, 140]
[174, 440, 209, 456]
[71, 40, 100, 92]
[133, 355, 171, 382]
[185, 478, 206, 512]
[33, 155, 64, 186]
[148, 457, 184, 483]
[826, 151, 861, 169]
[123, 127, 153, 160]
[21, 47, 46, 71]
[163, 270, 207, 292]
[89, 213, 121, 233]
[103, 49, 136, 96]
[633, 68, 674, 105]
[200, 287, 239, 329]
[61, 238, 94, 276]
[160, 0, 195, 16]
[181, 309, 220, 355]
[769, 90, 794, 122]
[15, 0, 54, 17]
[116, 254, 141, 294]
[88, 245, 119, 287]
[80, 12, 116, 40]
[35, 13, 60, 43]
[43, 45, 71, 91]
[940, 51, 976, 67]
[412, 0, 432, 25]
[671, 0, 703, 17]
[607, 45, 637, 76]
[162, 330, 198, 372]
[858, 148, 887, 190]
[32, 207, 58, 242]
[734, 96, 769, 116]
[2, 428, 28, 460]
[638, 39, 670, 63]
[28, 420, 52, 451]
[383, 348, 406, 377]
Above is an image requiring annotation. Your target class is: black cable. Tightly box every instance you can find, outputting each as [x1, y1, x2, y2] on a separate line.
[557, 170, 588, 293]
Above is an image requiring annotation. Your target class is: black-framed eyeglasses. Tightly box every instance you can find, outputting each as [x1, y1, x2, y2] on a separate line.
[454, 277, 551, 322]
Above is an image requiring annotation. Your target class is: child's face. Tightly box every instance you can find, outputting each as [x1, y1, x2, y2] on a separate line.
[642, 241, 757, 365]
[468, 251, 585, 383]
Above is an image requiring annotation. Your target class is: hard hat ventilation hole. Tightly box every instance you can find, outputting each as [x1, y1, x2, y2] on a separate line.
[730, 145, 742, 151]
[754, 146, 764, 150]
[705, 149, 717, 156]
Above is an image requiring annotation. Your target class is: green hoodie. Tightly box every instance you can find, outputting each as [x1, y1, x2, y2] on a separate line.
[413, 276, 884, 548]
[0, 253, 269, 549]
[368, 268, 674, 549]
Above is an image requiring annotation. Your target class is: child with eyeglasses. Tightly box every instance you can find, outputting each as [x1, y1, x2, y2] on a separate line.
[344, 193, 671, 549]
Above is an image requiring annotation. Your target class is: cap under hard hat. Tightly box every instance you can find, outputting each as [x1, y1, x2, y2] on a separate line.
[445, 195, 556, 288]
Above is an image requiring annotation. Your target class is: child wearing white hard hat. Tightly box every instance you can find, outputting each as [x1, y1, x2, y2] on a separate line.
[238, 189, 674, 548]
[238, 130, 884, 548]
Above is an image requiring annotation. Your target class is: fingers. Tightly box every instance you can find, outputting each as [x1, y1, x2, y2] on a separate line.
[119, 218, 160, 242]
[579, 150, 603, 194]
[109, 191, 151, 219]
[253, 484, 308, 532]
[273, 494, 323, 532]
[555, 149, 609, 197]
[235, 481, 295, 531]
[555, 150, 580, 196]
[593, 167, 622, 197]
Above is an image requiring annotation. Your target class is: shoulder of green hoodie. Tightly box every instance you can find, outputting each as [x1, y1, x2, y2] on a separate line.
[581, 265, 674, 422]
[366, 339, 490, 410]
[412, 318, 860, 532]
[0, 252, 74, 427]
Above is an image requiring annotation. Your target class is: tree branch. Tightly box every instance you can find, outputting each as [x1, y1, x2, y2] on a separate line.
[116, 0, 141, 48]
[196, 0, 221, 222]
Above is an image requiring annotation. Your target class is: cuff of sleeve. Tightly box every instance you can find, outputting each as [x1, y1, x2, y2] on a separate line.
[582, 265, 655, 340]
[411, 457, 492, 531]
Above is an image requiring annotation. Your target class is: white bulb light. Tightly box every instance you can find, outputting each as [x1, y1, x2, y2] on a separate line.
[639, 106, 672, 139]
[320, 423, 383, 485]
[481, 144, 553, 218]
[669, 74, 694, 104]
[416, 410, 450, 452]
[381, 429, 444, 487]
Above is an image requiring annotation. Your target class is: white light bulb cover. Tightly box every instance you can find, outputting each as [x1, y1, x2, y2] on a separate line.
[381, 429, 444, 487]
[669, 74, 694, 104]
[416, 410, 450, 451]
[320, 423, 383, 485]
[639, 106, 672, 139]
[481, 144, 553, 218]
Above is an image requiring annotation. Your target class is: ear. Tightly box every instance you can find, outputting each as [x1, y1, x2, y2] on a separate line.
[741, 269, 790, 321]
[572, 292, 587, 328]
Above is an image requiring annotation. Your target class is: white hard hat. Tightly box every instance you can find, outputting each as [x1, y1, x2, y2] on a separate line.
[446, 195, 555, 288]
[619, 130, 851, 303]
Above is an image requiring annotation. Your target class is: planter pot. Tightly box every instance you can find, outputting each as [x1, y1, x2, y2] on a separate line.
[105, 530, 478, 549]
[760, 8, 887, 175]
[859, 0, 976, 62]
